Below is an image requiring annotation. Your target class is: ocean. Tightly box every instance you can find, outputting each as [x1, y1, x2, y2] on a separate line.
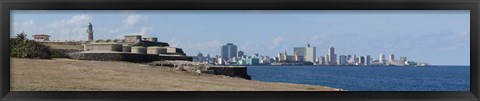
[247, 66, 470, 91]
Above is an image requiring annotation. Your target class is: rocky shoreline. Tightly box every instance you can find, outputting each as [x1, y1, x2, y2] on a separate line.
[148, 61, 251, 79]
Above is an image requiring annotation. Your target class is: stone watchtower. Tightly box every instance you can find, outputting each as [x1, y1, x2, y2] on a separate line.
[86, 22, 94, 41]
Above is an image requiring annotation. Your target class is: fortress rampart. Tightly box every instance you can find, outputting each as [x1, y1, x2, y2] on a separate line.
[68, 52, 192, 63]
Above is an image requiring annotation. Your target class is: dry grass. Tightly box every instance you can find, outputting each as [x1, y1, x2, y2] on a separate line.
[10, 58, 341, 91]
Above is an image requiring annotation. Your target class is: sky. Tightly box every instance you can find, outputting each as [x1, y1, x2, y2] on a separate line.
[11, 10, 470, 65]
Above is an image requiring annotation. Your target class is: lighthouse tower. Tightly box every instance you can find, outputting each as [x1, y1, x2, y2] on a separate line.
[86, 22, 94, 41]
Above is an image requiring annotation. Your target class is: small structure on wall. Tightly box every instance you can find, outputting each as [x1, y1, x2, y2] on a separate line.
[32, 34, 50, 42]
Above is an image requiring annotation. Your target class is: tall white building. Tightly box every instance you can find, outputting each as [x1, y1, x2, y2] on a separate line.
[293, 43, 316, 63]
[359, 56, 365, 65]
[328, 47, 336, 65]
[389, 54, 395, 62]
[352, 54, 358, 64]
[379, 53, 385, 64]
[304, 43, 316, 63]
[278, 51, 287, 61]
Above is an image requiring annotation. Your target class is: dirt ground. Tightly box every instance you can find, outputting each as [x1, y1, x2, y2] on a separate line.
[10, 58, 341, 91]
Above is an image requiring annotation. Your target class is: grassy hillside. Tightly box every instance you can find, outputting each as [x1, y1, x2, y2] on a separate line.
[11, 58, 340, 91]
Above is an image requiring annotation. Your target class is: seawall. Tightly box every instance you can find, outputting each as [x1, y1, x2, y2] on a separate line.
[208, 66, 252, 80]
[149, 61, 251, 80]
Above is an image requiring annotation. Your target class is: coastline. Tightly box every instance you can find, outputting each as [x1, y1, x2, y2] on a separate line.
[10, 58, 341, 91]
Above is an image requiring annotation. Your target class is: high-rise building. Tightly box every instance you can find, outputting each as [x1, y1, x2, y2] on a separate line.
[326, 54, 330, 64]
[347, 54, 352, 61]
[359, 56, 365, 65]
[278, 52, 284, 61]
[293, 43, 316, 63]
[86, 22, 94, 41]
[339, 55, 348, 65]
[366, 55, 371, 65]
[389, 54, 395, 62]
[352, 54, 358, 64]
[238, 51, 244, 58]
[379, 53, 385, 64]
[304, 43, 316, 63]
[293, 47, 305, 58]
[328, 47, 336, 65]
[221, 43, 237, 61]
[318, 56, 326, 65]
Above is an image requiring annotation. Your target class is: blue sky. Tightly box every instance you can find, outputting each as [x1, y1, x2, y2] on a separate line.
[11, 10, 470, 65]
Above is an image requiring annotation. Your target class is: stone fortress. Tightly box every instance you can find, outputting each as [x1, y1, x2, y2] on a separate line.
[67, 23, 192, 62]
[82, 23, 186, 56]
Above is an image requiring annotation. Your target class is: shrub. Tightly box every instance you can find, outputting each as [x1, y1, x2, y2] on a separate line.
[10, 33, 52, 59]
[50, 49, 70, 58]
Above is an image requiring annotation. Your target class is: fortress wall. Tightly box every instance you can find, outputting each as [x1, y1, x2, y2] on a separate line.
[68, 52, 192, 63]
[86, 44, 123, 52]
[131, 47, 147, 54]
[39, 41, 82, 45]
[147, 47, 167, 54]
[122, 45, 131, 52]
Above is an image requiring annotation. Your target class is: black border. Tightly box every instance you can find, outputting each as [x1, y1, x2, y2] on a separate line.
[1, 0, 479, 100]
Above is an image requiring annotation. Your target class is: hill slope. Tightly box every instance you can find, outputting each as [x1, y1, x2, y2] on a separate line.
[11, 58, 340, 91]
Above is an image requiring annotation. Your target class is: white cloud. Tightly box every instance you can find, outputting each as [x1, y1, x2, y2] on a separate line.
[123, 15, 147, 27]
[36, 14, 93, 41]
[47, 14, 92, 29]
[133, 26, 154, 36]
[206, 40, 222, 48]
[271, 36, 284, 49]
[309, 34, 323, 42]
[16, 19, 37, 32]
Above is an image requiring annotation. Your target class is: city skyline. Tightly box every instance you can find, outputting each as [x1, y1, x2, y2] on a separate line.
[11, 10, 470, 65]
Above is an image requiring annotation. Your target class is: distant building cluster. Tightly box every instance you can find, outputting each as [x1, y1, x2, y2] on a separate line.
[192, 43, 273, 65]
[192, 43, 429, 66]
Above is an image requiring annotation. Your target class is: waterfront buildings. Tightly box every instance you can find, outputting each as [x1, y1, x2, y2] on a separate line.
[293, 43, 316, 63]
[196, 43, 428, 66]
[221, 43, 238, 61]
[278, 51, 287, 61]
[328, 47, 336, 65]
[366, 55, 371, 65]
[338, 55, 348, 65]
[246, 56, 260, 65]
[318, 56, 326, 65]
[304, 44, 316, 63]
[389, 54, 395, 62]
[379, 53, 385, 65]
[359, 56, 365, 65]
[238, 51, 245, 58]
[293, 47, 305, 59]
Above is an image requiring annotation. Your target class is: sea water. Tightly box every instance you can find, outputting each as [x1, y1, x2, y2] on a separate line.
[247, 66, 470, 91]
